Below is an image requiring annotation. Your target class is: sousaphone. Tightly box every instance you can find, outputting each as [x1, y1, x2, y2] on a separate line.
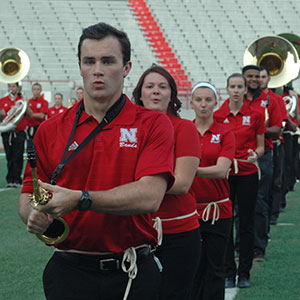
[0, 48, 30, 132]
[243, 35, 300, 88]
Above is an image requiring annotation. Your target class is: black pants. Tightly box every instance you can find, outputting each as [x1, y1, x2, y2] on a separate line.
[254, 150, 274, 256]
[226, 173, 258, 280]
[270, 143, 285, 221]
[192, 218, 232, 300]
[155, 228, 202, 300]
[26, 125, 39, 139]
[1, 130, 26, 184]
[43, 251, 161, 300]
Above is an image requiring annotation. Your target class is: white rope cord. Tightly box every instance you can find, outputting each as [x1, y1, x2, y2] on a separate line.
[122, 247, 138, 300]
[199, 198, 230, 225]
[153, 217, 163, 246]
[234, 158, 261, 180]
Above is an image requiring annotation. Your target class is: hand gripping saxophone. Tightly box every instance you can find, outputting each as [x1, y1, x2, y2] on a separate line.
[27, 139, 70, 244]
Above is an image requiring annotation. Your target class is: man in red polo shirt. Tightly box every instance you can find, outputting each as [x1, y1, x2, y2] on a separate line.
[25, 82, 48, 137]
[47, 92, 67, 119]
[0, 82, 28, 187]
[259, 67, 289, 226]
[242, 65, 282, 262]
[19, 22, 174, 300]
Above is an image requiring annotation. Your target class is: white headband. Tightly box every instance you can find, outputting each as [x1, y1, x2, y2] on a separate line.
[191, 82, 218, 99]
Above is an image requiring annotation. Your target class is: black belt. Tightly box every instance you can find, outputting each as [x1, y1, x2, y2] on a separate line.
[55, 246, 151, 272]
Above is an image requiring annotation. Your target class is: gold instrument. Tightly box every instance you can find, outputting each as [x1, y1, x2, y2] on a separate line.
[0, 48, 30, 132]
[283, 95, 298, 119]
[27, 139, 70, 245]
[0, 99, 28, 132]
[243, 36, 300, 88]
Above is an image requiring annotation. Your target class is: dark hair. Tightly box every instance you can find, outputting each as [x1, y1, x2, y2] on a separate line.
[32, 82, 42, 89]
[242, 65, 260, 74]
[259, 66, 270, 76]
[77, 22, 131, 65]
[132, 64, 182, 117]
[54, 92, 63, 99]
[227, 73, 247, 87]
[8, 82, 19, 87]
[76, 86, 84, 92]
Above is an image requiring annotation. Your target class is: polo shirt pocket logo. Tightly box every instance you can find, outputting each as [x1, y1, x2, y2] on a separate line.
[211, 134, 221, 143]
[120, 128, 138, 148]
[242, 116, 251, 126]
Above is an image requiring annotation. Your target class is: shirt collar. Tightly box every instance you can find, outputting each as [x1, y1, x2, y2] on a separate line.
[77, 95, 136, 126]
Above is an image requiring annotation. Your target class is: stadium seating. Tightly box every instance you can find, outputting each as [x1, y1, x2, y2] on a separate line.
[1, 0, 300, 106]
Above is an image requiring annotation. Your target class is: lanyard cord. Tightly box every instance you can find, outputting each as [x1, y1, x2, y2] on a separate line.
[50, 95, 126, 185]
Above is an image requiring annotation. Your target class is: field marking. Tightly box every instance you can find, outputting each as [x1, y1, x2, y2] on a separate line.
[225, 287, 238, 300]
[277, 223, 295, 226]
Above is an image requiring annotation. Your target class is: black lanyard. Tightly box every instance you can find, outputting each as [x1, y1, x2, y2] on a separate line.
[50, 95, 126, 185]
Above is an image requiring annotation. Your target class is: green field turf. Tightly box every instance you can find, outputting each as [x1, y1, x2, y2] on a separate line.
[0, 151, 299, 300]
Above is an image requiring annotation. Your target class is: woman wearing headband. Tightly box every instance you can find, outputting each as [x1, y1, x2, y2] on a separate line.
[214, 73, 265, 288]
[190, 82, 235, 300]
[133, 65, 201, 300]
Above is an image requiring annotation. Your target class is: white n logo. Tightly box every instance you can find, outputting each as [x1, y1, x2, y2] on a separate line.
[242, 116, 251, 125]
[120, 128, 137, 143]
[211, 134, 220, 143]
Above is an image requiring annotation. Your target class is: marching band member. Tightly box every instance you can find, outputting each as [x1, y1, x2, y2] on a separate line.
[0, 82, 27, 187]
[214, 73, 265, 288]
[47, 93, 67, 119]
[242, 65, 282, 262]
[25, 82, 48, 138]
[133, 64, 201, 300]
[19, 23, 175, 300]
[190, 82, 235, 300]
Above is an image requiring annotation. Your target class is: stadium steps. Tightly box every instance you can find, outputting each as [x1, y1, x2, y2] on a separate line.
[128, 0, 192, 94]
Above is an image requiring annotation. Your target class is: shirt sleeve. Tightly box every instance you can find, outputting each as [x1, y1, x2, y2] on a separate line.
[174, 119, 200, 158]
[135, 113, 175, 188]
[255, 111, 267, 135]
[219, 130, 236, 162]
[268, 97, 283, 127]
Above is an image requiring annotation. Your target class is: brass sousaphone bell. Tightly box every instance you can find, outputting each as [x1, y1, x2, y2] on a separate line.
[0, 48, 30, 132]
[278, 33, 300, 119]
[243, 35, 300, 88]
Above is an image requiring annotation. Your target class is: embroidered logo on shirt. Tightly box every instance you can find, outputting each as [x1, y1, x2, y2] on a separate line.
[120, 128, 138, 148]
[242, 116, 251, 126]
[223, 118, 230, 123]
[211, 134, 221, 143]
[37, 103, 42, 109]
[68, 141, 79, 151]
[260, 100, 267, 107]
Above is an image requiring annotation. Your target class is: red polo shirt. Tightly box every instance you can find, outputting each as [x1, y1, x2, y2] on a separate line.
[22, 96, 175, 253]
[191, 121, 235, 219]
[245, 89, 282, 150]
[25, 95, 49, 126]
[266, 90, 287, 144]
[47, 105, 68, 118]
[0, 95, 27, 131]
[153, 114, 200, 234]
[214, 99, 266, 176]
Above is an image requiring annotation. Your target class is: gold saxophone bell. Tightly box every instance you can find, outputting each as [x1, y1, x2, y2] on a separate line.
[27, 139, 70, 245]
